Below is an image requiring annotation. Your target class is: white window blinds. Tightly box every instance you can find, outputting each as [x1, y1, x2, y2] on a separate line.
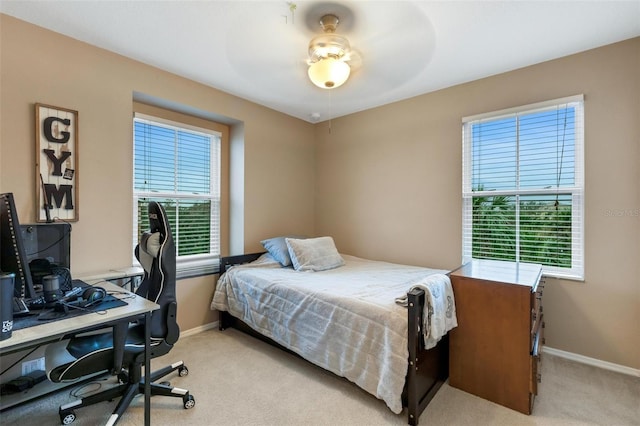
[462, 95, 584, 279]
[133, 114, 221, 277]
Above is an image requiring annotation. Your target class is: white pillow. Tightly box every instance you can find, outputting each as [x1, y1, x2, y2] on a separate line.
[285, 236, 345, 272]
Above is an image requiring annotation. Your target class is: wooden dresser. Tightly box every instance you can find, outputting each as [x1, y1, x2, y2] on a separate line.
[449, 259, 545, 414]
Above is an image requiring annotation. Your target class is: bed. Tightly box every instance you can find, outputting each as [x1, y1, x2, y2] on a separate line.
[211, 237, 457, 425]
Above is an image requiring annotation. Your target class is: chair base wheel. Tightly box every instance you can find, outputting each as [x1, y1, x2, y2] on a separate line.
[183, 394, 195, 409]
[178, 365, 189, 377]
[118, 371, 129, 384]
[60, 410, 76, 425]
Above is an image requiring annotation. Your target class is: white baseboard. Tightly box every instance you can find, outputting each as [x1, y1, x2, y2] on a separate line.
[544, 346, 640, 377]
[180, 321, 219, 338]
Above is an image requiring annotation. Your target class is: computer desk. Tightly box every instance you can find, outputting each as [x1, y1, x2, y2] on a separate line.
[0, 281, 159, 426]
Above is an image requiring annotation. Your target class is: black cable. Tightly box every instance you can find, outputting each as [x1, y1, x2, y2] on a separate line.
[555, 105, 569, 209]
[118, 277, 134, 289]
[107, 290, 137, 301]
[56, 300, 108, 315]
[24, 220, 72, 257]
[37, 302, 107, 320]
[0, 345, 41, 376]
[69, 380, 107, 398]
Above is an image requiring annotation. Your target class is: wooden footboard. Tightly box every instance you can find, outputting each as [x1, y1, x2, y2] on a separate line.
[405, 287, 449, 425]
[217, 253, 448, 425]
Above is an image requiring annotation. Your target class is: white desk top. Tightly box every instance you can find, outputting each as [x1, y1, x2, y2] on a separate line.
[76, 266, 145, 283]
[0, 281, 158, 353]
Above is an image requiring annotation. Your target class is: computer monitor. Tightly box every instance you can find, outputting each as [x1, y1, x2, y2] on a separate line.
[0, 193, 36, 298]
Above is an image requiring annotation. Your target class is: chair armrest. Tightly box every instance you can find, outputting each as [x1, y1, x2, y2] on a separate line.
[166, 302, 180, 345]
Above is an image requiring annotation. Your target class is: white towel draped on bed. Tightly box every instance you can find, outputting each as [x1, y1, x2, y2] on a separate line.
[396, 274, 457, 349]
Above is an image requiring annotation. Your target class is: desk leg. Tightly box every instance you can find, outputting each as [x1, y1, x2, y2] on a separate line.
[144, 311, 151, 426]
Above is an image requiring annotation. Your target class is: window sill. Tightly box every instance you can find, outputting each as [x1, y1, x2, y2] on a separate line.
[542, 272, 585, 282]
[132, 256, 220, 281]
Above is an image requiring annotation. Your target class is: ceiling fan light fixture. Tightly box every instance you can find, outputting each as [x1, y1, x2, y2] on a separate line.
[308, 34, 350, 62]
[307, 14, 352, 89]
[308, 57, 351, 89]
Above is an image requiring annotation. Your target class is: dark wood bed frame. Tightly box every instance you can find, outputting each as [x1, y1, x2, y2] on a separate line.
[218, 253, 449, 425]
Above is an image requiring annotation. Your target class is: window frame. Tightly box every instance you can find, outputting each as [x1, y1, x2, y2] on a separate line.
[133, 112, 222, 279]
[462, 95, 585, 280]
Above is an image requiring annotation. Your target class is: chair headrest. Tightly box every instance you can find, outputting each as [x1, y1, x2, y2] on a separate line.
[148, 201, 171, 236]
[138, 232, 161, 273]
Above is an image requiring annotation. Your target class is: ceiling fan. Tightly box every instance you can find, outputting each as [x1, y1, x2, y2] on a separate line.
[306, 13, 360, 89]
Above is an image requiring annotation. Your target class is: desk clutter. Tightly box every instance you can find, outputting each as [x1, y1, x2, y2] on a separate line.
[1, 199, 194, 424]
[9, 279, 128, 332]
[1, 270, 129, 338]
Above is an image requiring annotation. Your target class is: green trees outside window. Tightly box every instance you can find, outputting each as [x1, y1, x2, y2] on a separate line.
[137, 199, 212, 257]
[471, 190, 572, 268]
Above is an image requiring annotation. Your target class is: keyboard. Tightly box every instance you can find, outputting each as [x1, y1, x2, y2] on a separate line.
[12, 297, 29, 315]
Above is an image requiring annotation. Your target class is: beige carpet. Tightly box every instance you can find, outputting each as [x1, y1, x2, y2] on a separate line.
[1, 328, 638, 425]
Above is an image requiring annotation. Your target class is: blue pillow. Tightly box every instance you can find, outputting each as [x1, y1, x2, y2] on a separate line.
[261, 236, 305, 267]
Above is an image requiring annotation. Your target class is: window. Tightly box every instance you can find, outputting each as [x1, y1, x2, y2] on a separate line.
[462, 95, 584, 279]
[133, 113, 221, 278]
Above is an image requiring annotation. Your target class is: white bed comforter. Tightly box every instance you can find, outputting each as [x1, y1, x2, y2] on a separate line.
[210, 254, 449, 414]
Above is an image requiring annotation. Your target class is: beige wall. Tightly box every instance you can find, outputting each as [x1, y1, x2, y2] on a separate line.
[316, 38, 640, 369]
[2, 15, 638, 369]
[0, 15, 316, 331]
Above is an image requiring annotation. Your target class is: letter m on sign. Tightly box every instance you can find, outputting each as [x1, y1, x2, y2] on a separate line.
[44, 184, 74, 209]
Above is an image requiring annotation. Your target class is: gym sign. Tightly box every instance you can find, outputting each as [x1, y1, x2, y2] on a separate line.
[35, 103, 79, 222]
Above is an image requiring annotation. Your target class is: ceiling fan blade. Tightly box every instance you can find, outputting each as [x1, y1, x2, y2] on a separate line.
[343, 49, 363, 70]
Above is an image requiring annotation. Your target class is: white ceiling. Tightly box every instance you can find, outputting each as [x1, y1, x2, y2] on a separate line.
[2, 1, 639, 123]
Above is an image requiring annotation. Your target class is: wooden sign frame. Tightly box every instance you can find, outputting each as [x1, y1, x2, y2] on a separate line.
[35, 103, 79, 222]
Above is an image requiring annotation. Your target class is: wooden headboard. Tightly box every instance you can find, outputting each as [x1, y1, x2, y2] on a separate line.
[220, 252, 266, 273]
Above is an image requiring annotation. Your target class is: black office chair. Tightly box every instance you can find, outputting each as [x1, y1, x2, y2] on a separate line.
[45, 201, 195, 425]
